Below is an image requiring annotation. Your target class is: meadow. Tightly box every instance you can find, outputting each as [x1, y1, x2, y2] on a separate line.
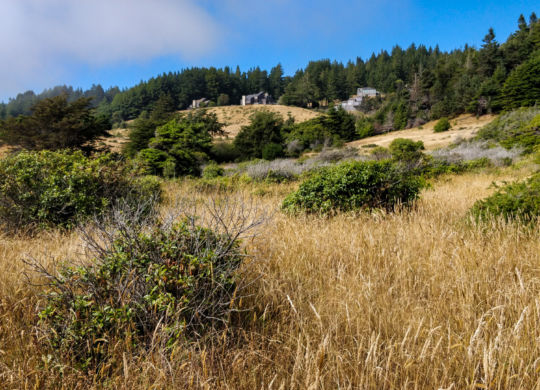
[1, 163, 538, 389]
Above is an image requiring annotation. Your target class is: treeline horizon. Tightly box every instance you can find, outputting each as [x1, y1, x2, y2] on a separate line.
[1, 11, 538, 131]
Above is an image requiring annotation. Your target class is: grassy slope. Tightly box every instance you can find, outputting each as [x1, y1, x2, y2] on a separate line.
[98, 105, 321, 153]
[350, 114, 497, 152]
[1, 163, 539, 388]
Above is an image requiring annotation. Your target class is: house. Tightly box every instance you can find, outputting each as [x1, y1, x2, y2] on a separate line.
[340, 87, 380, 111]
[191, 98, 209, 109]
[241, 92, 274, 106]
[357, 87, 379, 98]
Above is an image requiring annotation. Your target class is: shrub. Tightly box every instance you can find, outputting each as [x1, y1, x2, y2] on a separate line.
[210, 141, 241, 163]
[262, 143, 284, 160]
[38, 217, 244, 369]
[389, 138, 425, 163]
[202, 163, 225, 179]
[433, 117, 451, 133]
[476, 107, 540, 153]
[0, 150, 161, 230]
[282, 160, 425, 214]
[470, 173, 540, 223]
[234, 111, 284, 159]
[370, 146, 392, 160]
[285, 119, 332, 151]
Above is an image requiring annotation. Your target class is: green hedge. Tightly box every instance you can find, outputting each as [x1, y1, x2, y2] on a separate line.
[0, 150, 161, 230]
[282, 160, 425, 214]
[470, 172, 540, 223]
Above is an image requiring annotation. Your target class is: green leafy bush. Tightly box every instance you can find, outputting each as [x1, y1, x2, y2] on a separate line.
[476, 107, 540, 153]
[234, 111, 284, 159]
[210, 141, 241, 163]
[38, 218, 244, 368]
[262, 143, 284, 160]
[433, 117, 451, 133]
[202, 163, 225, 179]
[282, 160, 425, 214]
[470, 173, 540, 223]
[356, 116, 375, 139]
[389, 138, 425, 163]
[0, 150, 161, 230]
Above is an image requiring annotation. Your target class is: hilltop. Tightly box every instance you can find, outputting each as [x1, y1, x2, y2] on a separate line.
[188, 105, 321, 139]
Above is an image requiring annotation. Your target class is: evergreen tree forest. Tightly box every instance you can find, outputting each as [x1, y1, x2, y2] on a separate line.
[1, 13, 539, 133]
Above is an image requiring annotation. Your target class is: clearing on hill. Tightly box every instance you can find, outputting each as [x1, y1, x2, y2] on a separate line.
[189, 105, 321, 139]
[349, 114, 497, 152]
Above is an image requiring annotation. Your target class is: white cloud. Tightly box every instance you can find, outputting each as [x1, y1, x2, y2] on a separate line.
[0, 0, 220, 98]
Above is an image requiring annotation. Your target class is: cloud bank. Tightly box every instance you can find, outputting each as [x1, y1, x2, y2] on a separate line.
[0, 0, 220, 99]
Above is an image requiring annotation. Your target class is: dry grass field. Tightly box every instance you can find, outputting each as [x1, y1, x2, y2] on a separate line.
[197, 105, 320, 139]
[99, 105, 320, 153]
[1, 163, 539, 389]
[350, 114, 497, 152]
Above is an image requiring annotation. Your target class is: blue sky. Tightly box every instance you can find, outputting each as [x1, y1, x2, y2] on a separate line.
[0, 0, 538, 102]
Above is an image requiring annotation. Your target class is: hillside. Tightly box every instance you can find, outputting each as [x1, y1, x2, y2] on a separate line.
[189, 105, 321, 139]
[349, 114, 497, 152]
[99, 105, 321, 153]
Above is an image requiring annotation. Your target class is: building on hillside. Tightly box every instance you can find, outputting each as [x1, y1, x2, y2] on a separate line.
[241, 92, 274, 106]
[357, 87, 379, 98]
[191, 98, 209, 109]
[339, 87, 380, 111]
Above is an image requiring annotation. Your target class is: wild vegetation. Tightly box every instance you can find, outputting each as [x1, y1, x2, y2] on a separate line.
[0, 11, 539, 390]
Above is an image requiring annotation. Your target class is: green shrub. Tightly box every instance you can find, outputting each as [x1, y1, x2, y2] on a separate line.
[285, 119, 332, 151]
[423, 157, 493, 177]
[389, 138, 425, 163]
[202, 163, 225, 179]
[38, 218, 243, 368]
[210, 141, 241, 163]
[476, 107, 540, 153]
[370, 146, 392, 160]
[470, 173, 540, 223]
[433, 117, 451, 133]
[282, 160, 425, 214]
[262, 143, 284, 160]
[234, 111, 284, 159]
[0, 150, 161, 230]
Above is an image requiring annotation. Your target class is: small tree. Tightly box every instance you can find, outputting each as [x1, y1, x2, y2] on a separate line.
[234, 111, 284, 159]
[434, 117, 451, 133]
[0, 95, 110, 152]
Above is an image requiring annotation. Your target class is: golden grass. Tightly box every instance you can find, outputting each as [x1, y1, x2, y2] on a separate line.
[198, 105, 320, 139]
[349, 114, 497, 152]
[1, 168, 539, 389]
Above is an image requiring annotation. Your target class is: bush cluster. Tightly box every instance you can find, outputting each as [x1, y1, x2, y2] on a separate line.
[433, 117, 451, 133]
[476, 107, 540, 153]
[38, 218, 244, 368]
[470, 172, 540, 223]
[282, 160, 425, 214]
[0, 150, 161, 230]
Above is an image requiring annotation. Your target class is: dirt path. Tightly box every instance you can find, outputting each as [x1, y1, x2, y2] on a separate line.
[348, 114, 496, 152]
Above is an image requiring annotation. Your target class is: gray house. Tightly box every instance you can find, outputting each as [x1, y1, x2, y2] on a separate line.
[340, 87, 380, 111]
[357, 87, 379, 98]
[241, 92, 274, 106]
[190, 98, 209, 109]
